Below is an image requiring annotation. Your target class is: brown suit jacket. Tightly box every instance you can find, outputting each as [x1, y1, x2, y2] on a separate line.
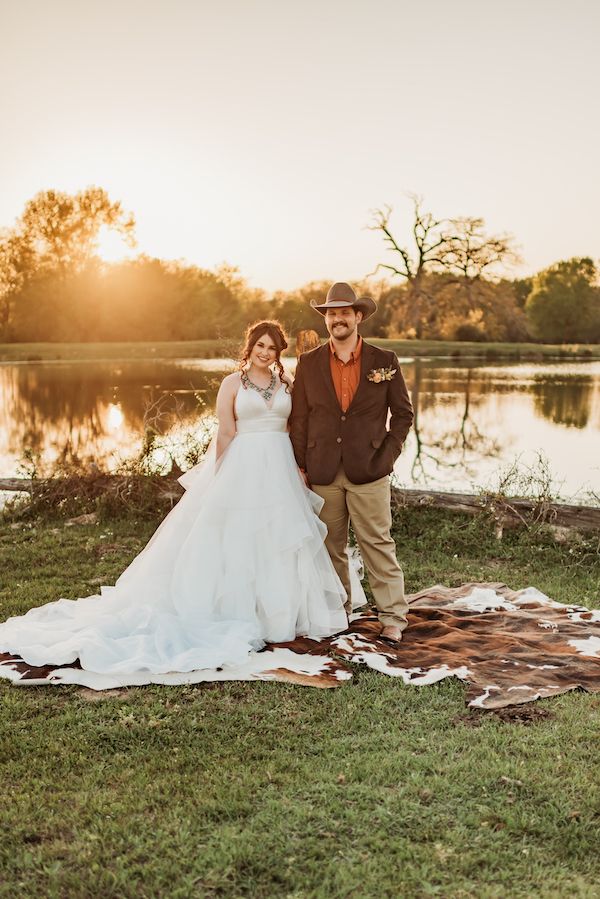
[289, 341, 414, 485]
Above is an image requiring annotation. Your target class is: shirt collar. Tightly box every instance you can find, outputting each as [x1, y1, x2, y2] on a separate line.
[329, 335, 363, 362]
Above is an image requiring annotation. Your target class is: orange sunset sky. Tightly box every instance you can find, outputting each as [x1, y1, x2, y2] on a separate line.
[1, 0, 599, 291]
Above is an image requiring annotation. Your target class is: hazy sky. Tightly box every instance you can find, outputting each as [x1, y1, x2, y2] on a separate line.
[1, 0, 598, 291]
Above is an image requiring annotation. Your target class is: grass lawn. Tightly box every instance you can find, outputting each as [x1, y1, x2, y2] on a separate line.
[1, 508, 599, 898]
[1, 338, 600, 363]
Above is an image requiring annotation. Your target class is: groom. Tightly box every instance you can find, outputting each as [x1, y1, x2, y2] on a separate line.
[290, 282, 414, 643]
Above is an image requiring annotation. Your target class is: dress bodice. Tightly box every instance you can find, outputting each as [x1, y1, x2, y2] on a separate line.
[234, 378, 291, 433]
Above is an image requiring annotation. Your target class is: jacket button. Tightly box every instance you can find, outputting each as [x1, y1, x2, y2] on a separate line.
[336, 437, 342, 443]
[341, 415, 346, 421]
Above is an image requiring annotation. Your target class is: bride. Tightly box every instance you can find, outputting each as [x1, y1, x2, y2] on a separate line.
[0, 321, 359, 684]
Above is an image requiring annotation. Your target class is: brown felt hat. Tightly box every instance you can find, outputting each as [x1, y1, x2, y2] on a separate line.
[311, 282, 377, 321]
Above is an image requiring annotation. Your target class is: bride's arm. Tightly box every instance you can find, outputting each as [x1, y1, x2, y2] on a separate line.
[284, 370, 309, 486]
[282, 372, 294, 431]
[215, 374, 238, 461]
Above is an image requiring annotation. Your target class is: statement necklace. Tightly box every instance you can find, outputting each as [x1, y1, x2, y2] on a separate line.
[241, 367, 277, 401]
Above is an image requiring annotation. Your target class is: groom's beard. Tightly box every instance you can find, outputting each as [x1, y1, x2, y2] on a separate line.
[330, 322, 354, 340]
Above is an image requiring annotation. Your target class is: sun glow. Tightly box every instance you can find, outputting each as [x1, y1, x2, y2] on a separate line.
[106, 403, 125, 431]
[95, 225, 136, 264]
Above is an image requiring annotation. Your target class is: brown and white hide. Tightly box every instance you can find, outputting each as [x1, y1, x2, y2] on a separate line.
[1, 583, 599, 708]
[333, 583, 600, 708]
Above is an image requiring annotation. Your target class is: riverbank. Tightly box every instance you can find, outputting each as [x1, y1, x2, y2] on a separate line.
[1, 508, 599, 896]
[1, 337, 600, 363]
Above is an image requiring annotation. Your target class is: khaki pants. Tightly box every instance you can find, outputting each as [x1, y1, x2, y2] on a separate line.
[311, 466, 408, 629]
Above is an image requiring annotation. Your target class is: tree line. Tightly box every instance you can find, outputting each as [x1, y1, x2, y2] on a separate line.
[0, 188, 598, 344]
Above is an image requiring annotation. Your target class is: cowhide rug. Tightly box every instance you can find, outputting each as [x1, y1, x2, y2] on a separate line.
[1, 583, 599, 709]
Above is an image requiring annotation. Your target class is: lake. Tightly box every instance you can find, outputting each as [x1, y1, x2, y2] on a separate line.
[1, 357, 599, 501]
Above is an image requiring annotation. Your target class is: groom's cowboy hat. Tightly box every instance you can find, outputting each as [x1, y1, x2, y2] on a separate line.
[311, 282, 377, 321]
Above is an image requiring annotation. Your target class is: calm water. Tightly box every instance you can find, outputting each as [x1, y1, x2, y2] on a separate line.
[1, 357, 599, 500]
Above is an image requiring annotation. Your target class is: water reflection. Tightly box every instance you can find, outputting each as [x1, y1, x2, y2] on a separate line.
[393, 360, 600, 496]
[531, 379, 594, 429]
[408, 365, 502, 483]
[1, 357, 599, 497]
[0, 361, 225, 475]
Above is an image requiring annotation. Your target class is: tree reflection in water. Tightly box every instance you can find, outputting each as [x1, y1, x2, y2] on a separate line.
[0, 362, 224, 476]
[406, 361, 502, 485]
[531, 377, 593, 429]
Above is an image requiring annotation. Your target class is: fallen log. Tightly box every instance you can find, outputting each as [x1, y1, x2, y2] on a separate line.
[392, 487, 600, 533]
[0, 478, 35, 491]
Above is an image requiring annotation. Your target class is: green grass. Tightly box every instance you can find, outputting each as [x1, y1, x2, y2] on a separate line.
[370, 338, 600, 361]
[1, 509, 599, 898]
[1, 337, 599, 363]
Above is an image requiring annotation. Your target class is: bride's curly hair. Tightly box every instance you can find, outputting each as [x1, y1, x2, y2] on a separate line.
[238, 320, 290, 391]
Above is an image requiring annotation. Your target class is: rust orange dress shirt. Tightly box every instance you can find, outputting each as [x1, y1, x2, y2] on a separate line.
[329, 336, 363, 412]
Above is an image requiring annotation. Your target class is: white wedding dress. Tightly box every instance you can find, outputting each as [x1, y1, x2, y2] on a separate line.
[0, 379, 362, 684]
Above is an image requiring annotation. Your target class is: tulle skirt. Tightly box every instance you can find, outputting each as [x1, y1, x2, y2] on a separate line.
[0, 431, 353, 677]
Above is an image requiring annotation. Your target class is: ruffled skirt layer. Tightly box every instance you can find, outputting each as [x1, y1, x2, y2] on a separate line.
[0, 432, 351, 680]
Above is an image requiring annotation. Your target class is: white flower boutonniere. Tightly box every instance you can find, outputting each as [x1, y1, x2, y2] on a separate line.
[367, 366, 396, 383]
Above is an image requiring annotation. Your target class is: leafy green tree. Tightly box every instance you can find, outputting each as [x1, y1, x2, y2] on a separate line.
[525, 258, 600, 343]
[272, 282, 332, 338]
[512, 276, 534, 309]
[270, 279, 393, 340]
[0, 231, 36, 337]
[172, 263, 244, 340]
[431, 275, 528, 342]
[10, 269, 92, 342]
[92, 258, 244, 342]
[18, 187, 135, 275]
[8, 256, 245, 342]
[1, 187, 135, 339]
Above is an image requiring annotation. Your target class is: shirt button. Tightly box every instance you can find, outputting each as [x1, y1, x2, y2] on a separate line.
[336, 437, 342, 443]
[341, 415, 346, 421]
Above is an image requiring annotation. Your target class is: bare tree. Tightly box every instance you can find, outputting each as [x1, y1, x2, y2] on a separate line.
[369, 195, 450, 338]
[437, 217, 521, 314]
[369, 196, 519, 338]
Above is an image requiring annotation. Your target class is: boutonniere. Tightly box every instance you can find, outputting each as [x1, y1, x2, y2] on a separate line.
[367, 366, 396, 383]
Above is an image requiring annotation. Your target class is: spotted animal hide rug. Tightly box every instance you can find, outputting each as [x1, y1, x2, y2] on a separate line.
[1, 583, 599, 708]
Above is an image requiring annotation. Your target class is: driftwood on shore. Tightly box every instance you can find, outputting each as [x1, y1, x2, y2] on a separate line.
[391, 487, 600, 534]
[1, 476, 600, 533]
[0, 476, 179, 494]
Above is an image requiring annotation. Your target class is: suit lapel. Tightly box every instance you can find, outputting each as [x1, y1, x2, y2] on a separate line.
[347, 341, 376, 411]
[317, 343, 342, 410]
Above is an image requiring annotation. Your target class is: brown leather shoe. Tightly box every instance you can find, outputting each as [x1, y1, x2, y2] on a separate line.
[380, 625, 405, 645]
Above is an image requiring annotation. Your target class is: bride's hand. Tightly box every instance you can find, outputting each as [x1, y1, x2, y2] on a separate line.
[298, 467, 311, 488]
